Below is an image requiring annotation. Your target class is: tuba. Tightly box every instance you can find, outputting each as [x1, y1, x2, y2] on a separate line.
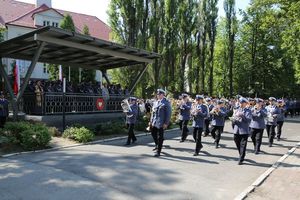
[121, 99, 133, 117]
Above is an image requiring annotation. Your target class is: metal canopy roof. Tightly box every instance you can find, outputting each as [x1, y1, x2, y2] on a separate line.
[0, 26, 160, 70]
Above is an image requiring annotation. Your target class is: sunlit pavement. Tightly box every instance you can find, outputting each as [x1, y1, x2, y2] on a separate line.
[0, 121, 299, 200]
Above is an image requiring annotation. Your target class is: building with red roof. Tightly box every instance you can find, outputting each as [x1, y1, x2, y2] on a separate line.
[0, 0, 111, 80]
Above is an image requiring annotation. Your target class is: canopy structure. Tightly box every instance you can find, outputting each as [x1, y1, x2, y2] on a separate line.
[0, 26, 160, 119]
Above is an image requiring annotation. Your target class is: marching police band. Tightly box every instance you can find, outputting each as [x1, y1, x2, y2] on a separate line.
[123, 89, 288, 165]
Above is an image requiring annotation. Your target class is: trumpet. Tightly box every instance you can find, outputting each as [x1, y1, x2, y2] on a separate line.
[191, 103, 202, 116]
[210, 107, 220, 115]
[254, 105, 261, 111]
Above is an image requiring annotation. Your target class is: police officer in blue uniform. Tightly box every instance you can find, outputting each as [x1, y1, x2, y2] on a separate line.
[276, 99, 286, 141]
[204, 98, 214, 137]
[150, 89, 172, 157]
[210, 100, 227, 148]
[177, 93, 192, 142]
[0, 92, 9, 128]
[250, 98, 267, 154]
[191, 95, 208, 156]
[125, 97, 139, 145]
[232, 97, 252, 165]
[265, 97, 280, 147]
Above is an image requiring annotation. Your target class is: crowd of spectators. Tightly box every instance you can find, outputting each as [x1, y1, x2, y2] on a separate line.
[25, 80, 130, 96]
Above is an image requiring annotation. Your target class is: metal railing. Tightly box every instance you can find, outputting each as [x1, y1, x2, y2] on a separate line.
[22, 93, 126, 115]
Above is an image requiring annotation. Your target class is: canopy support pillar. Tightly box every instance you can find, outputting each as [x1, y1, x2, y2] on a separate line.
[0, 58, 18, 120]
[129, 64, 148, 94]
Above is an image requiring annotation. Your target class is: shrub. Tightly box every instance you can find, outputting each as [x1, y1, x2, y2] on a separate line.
[19, 123, 51, 150]
[94, 121, 127, 135]
[1, 121, 52, 151]
[0, 135, 10, 147]
[63, 127, 94, 143]
[135, 116, 148, 131]
[3, 121, 31, 143]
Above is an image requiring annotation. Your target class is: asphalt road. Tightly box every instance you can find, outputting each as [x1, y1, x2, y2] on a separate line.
[0, 121, 299, 200]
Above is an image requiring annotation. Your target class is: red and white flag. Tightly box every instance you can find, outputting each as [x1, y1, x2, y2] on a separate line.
[13, 60, 21, 95]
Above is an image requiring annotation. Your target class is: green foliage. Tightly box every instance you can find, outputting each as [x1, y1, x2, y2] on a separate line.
[60, 14, 75, 32]
[1, 121, 51, 151]
[81, 69, 96, 83]
[0, 135, 10, 146]
[83, 24, 90, 35]
[94, 121, 127, 135]
[0, 27, 5, 42]
[48, 64, 59, 81]
[108, 0, 300, 98]
[20, 125, 51, 151]
[134, 116, 148, 131]
[63, 127, 94, 143]
[59, 14, 79, 83]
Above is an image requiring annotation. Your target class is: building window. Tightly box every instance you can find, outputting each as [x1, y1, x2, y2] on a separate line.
[43, 63, 48, 74]
[43, 21, 50, 26]
[52, 22, 59, 27]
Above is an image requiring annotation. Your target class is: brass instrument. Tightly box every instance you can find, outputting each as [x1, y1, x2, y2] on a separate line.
[121, 99, 133, 117]
[210, 106, 220, 115]
[254, 104, 261, 111]
[191, 102, 202, 116]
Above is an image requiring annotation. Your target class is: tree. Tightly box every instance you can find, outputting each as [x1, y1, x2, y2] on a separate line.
[60, 14, 76, 32]
[0, 28, 5, 42]
[196, 0, 209, 93]
[83, 24, 90, 35]
[80, 24, 96, 83]
[60, 14, 78, 83]
[224, 0, 237, 97]
[178, 0, 197, 92]
[207, 0, 218, 95]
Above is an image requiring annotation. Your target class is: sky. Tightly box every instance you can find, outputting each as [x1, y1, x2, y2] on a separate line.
[17, 0, 251, 24]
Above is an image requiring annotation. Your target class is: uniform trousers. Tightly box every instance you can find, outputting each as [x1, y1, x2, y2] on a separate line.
[211, 126, 223, 146]
[250, 128, 264, 153]
[179, 120, 189, 141]
[266, 124, 276, 145]
[277, 121, 284, 139]
[193, 127, 203, 154]
[234, 134, 249, 162]
[151, 126, 164, 154]
[126, 124, 136, 144]
[204, 119, 210, 136]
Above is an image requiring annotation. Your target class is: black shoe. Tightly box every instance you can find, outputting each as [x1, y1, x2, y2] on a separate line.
[254, 151, 259, 155]
[152, 147, 158, 151]
[193, 153, 199, 156]
[154, 153, 160, 157]
[179, 140, 185, 143]
[277, 138, 280, 141]
[215, 143, 219, 149]
[203, 133, 209, 137]
[269, 143, 272, 147]
[238, 161, 243, 165]
[124, 142, 130, 146]
[132, 139, 137, 144]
